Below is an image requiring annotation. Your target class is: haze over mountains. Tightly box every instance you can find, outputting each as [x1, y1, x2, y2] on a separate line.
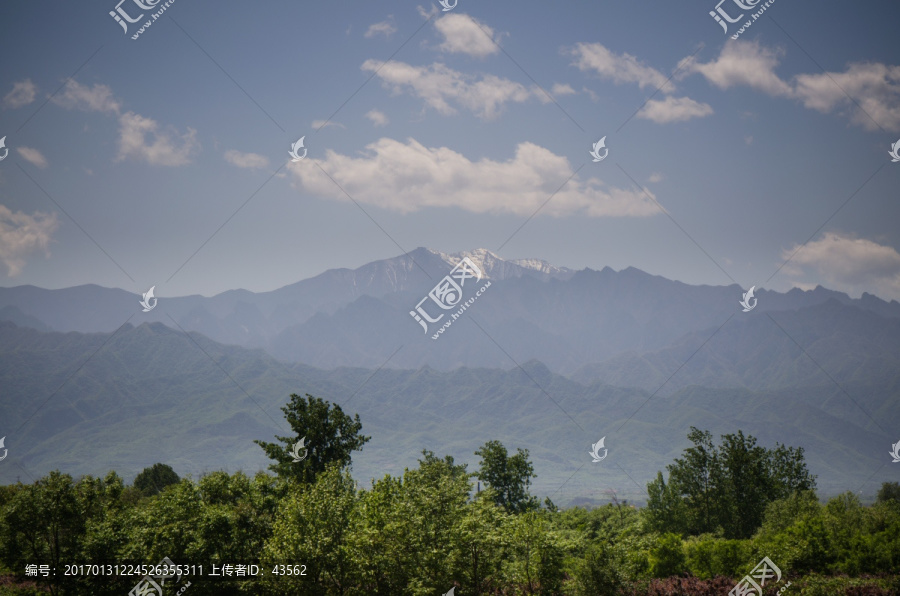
[1, 247, 898, 374]
[0, 249, 897, 504]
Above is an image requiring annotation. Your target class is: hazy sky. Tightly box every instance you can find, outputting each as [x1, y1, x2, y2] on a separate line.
[1, 0, 899, 301]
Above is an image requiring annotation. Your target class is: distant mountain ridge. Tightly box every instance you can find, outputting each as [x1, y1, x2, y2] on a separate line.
[1, 248, 898, 375]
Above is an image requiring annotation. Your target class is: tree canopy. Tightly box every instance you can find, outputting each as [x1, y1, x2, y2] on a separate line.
[646, 427, 817, 539]
[133, 463, 180, 497]
[474, 440, 539, 514]
[254, 393, 370, 484]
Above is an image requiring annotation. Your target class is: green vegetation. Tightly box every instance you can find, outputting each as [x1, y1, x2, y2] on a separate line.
[133, 463, 180, 497]
[645, 427, 816, 539]
[1, 396, 898, 595]
[254, 393, 370, 484]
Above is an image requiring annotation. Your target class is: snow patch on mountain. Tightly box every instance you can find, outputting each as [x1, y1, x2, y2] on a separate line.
[428, 248, 575, 281]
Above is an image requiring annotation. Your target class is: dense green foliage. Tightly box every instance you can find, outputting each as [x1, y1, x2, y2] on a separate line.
[133, 463, 180, 497]
[254, 393, 370, 485]
[877, 481, 900, 504]
[645, 427, 816, 539]
[474, 440, 539, 514]
[1, 405, 898, 595]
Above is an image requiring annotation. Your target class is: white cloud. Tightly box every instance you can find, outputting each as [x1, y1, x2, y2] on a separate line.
[551, 83, 576, 96]
[362, 59, 535, 119]
[312, 119, 345, 130]
[289, 137, 660, 218]
[689, 41, 900, 131]
[638, 95, 713, 123]
[648, 172, 663, 183]
[781, 232, 900, 300]
[793, 62, 900, 131]
[116, 112, 199, 166]
[224, 150, 269, 170]
[3, 80, 37, 109]
[52, 80, 121, 113]
[435, 14, 499, 58]
[365, 109, 389, 127]
[16, 147, 48, 168]
[365, 17, 397, 39]
[569, 42, 669, 90]
[0, 205, 59, 276]
[690, 41, 792, 96]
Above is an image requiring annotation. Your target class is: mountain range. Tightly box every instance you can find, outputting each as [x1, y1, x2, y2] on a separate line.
[0, 249, 898, 505]
[1, 247, 898, 376]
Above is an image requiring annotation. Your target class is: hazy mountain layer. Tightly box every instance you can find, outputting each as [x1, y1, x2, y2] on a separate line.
[0, 321, 894, 505]
[1, 248, 897, 374]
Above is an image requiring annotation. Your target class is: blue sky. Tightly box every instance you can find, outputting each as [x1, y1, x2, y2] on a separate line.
[1, 0, 899, 301]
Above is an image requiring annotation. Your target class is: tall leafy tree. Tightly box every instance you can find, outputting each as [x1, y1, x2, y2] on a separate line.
[255, 393, 370, 484]
[0, 471, 85, 595]
[716, 430, 771, 538]
[133, 462, 180, 497]
[646, 428, 816, 539]
[668, 428, 718, 534]
[501, 511, 566, 593]
[645, 471, 688, 535]
[475, 440, 539, 514]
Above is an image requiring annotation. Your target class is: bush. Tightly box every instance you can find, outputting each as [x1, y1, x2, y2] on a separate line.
[567, 542, 624, 596]
[649, 533, 686, 578]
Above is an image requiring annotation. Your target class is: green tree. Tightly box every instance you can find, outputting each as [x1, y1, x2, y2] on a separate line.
[192, 471, 282, 569]
[0, 471, 84, 595]
[668, 428, 718, 535]
[649, 532, 687, 578]
[255, 393, 370, 484]
[645, 471, 688, 535]
[877, 481, 900, 503]
[716, 430, 771, 539]
[500, 511, 566, 595]
[262, 466, 358, 595]
[646, 428, 816, 539]
[568, 541, 624, 596]
[350, 450, 472, 595]
[133, 462, 180, 497]
[118, 479, 202, 568]
[475, 440, 539, 514]
[452, 492, 507, 596]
